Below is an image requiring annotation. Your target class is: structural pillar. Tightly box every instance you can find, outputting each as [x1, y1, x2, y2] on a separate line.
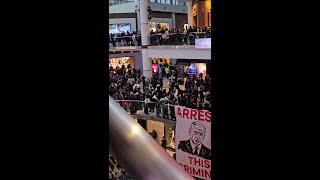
[136, 9, 141, 32]
[171, 12, 176, 29]
[140, 0, 152, 78]
[185, 0, 193, 27]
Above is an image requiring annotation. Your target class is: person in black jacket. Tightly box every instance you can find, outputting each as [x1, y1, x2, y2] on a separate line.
[161, 136, 167, 150]
[129, 92, 136, 115]
[150, 93, 157, 112]
[178, 121, 211, 160]
[185, 78, 191, 91]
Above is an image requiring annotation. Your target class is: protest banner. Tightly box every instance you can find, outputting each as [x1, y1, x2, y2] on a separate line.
[175, 106, 212, 179]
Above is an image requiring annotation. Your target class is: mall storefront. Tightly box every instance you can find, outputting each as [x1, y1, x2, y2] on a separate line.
[150, 58, 171, 74]
[136, 119, 176, 150]
[176, 59, 211, 77]
[148, 58, 210, 78]
[109, 56, 135, 69]
[150, 22, 170, 32]
[146, 120, 176, 150]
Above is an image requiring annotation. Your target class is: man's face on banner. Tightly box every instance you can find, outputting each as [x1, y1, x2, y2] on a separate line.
[189, 126, 205, 146]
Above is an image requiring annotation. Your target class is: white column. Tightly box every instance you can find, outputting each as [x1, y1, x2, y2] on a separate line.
[171, 12, 176, 29]
[140, 0, 150, 46]
[142, 48, 152, 78]
[136, 9, 141, 32]
[186, 0, 193, 27]
[140, 0, 152, 78]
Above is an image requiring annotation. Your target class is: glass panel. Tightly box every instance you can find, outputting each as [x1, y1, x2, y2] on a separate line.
[166, 0, 171, 4]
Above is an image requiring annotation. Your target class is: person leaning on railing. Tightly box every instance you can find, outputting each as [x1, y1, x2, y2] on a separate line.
[132, 31, 138, 46]
[169, 94, 178, 120]
[159, 95, 169, 119]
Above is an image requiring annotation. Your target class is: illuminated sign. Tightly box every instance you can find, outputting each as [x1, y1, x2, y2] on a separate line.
[109, 57, 130, 64]
[195, 38, 211, 49]
[152, 64, 158, 73]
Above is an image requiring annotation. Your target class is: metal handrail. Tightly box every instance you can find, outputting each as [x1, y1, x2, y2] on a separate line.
[109, 166, 119, 180]
[109, 31, 211, 47]
[109, 96, 194, 180]
[114, 99, 211, 107]
[109, 32, 211, 39]
[114, 99, 177, 106]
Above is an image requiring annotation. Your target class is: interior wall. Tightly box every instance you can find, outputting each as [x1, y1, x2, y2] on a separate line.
[192, 0, 211, 27]
[204, 0, 211, 27]
[175, 13, 188, 30]
[129, 57, 135, 68]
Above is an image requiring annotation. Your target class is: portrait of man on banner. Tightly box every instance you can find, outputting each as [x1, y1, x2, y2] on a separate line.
[178, 121, 211, 160]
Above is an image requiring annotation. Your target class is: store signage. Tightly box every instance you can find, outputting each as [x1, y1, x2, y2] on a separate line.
[109, 23, 131, 34]
[195, 38, 211, 49]
[152, 64, 158, 73]
[175, 106, 212, 179]
[109, 57, 130, 64]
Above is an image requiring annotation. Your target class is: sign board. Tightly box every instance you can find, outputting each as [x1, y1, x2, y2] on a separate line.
[152, 64, 158, 73]
[109, 23, 131, 34]
[175, 106, 212, 179]
[195, 38, 211, 49]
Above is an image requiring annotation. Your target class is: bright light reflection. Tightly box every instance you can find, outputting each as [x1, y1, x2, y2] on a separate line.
[131, 126, 140, 134]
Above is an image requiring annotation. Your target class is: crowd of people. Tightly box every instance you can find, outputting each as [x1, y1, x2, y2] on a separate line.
[108, 26, 212, 47]
[109, 154, 133, 180]
[109, 61, 212, 120]
[150, 26, 211, 35]
[109, 30, 141, 47]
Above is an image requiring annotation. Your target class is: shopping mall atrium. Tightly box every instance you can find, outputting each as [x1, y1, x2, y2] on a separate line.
[108, 0, 212, 179]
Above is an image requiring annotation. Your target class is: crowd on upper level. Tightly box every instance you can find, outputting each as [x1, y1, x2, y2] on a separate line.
[108, 62, 212, 120]
[108, 26, 212, 46]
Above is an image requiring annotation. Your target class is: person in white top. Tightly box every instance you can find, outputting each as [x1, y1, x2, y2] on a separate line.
[183, 23, 189, 30]
[132, 33, 138, 46]
[133, 81, 140, 90]
[162, 28, 170, 45]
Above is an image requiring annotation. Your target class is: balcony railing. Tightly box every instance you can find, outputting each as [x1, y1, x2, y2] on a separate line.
[109, 0, 135, 6]
[109, 31, 212, 47]
[109, 96, 194, 180]
[109, 0, 186, 6]
[112, 99, 211, 123]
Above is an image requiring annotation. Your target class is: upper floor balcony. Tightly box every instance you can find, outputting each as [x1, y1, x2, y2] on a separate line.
[108, 31, 211, 59]
[109, 0, 186, 7]
[109, 31, 212, 47]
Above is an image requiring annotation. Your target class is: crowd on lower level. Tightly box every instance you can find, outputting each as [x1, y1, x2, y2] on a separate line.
[109, 62, 212, 120]
[109, 154, 133, 180]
